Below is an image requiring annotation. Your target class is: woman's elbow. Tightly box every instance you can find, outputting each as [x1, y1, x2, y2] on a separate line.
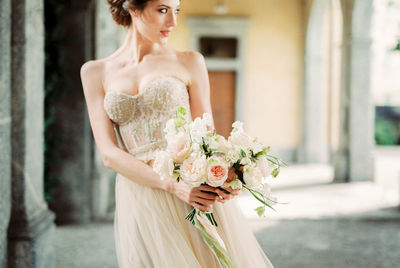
[102, 154, 112, 169]
[100, 148, 116, 169]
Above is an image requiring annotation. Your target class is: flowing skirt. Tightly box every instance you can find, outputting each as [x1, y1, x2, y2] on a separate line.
[114, 173, 274, 268]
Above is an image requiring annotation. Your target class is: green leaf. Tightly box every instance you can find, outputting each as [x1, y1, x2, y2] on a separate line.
[254, 206, 266, 217]
[193, 213, 237, 268]
[177, 106, 186, 115]
[224, 179, 242, 190]
[243, 184, 276, 212]
[271, 167, 280, 178]
[240, 149, 246, 157]
[254, 151, 265, 158]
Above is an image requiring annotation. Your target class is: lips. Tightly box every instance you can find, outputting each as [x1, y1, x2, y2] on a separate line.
[160, 31, 170, 37]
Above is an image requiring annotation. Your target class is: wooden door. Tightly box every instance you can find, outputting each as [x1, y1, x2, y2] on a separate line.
[208, 71, 236, 138]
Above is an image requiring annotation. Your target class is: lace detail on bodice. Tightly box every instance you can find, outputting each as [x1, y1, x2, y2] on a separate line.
[104, 76, 192, 162]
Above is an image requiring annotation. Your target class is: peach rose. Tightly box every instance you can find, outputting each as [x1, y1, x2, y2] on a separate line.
[180, 155, 207, 187]
[206, 156, 229, 187]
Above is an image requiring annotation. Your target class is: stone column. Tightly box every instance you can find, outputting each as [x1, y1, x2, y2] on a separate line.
[47, 1, 95, 224]
[333, 0, 354, 182]
[0, 0, 11, 266]
[7, 0, 55, 267]
[298, 0, 330, 164]
[349, 0, 374, 181]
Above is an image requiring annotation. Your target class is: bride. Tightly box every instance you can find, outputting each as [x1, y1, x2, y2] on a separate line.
[80, 0, 274, 267]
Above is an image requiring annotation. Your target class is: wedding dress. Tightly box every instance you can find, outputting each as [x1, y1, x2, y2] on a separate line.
[103, 75, 274, 268]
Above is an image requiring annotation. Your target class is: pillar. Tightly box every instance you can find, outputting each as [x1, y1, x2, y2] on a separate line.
[7, 0, 55, 267]
[46, 1, 95, 224]
[0, 0, 12, 266]
[349, 0, 374, 181]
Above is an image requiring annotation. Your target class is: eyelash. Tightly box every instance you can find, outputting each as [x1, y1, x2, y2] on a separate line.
[158, 8, 180, 15]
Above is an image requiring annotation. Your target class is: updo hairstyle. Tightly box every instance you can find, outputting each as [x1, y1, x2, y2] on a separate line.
[106, 0, 153, 27]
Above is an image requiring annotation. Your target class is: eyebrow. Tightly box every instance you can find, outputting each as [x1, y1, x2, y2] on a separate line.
[158, 4, 180, 8]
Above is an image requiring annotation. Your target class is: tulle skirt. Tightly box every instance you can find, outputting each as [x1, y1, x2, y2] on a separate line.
[114, 173, 274, 268]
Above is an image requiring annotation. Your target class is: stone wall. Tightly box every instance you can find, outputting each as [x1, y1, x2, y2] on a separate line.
[0, 0, 11, 266]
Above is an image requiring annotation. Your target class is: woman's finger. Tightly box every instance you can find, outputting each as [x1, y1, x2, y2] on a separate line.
[196, 191, 219, 201]
[196, 197, 217, 206]
[193, 201, 211, 212]
[215, 188, 231, 200]
[197, 184, 220, 194]
[220, 186, 240, 195]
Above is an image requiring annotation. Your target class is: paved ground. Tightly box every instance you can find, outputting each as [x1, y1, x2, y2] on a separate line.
[255, 216, 400, 268]
[55, 157, 400, 268]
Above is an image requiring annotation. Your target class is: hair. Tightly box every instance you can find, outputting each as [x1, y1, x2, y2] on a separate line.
[106, 0, 153, 27]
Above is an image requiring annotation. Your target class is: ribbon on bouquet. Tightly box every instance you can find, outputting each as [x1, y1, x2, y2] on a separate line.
[190, 208, 237, 268]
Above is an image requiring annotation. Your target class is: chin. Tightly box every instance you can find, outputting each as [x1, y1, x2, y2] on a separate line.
[159, 38, 168, 45]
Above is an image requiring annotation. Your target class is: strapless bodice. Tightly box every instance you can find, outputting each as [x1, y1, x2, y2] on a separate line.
[103, 76, 192, 162]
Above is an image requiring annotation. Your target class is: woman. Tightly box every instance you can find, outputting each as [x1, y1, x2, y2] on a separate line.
[80, 0, 274, 267]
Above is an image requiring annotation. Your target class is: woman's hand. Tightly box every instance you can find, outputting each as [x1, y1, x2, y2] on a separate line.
[169, 180, 221, 212]
[215, 166, 240, 203]
[167, 168, 241, 209]
[215, 186, 240, 204]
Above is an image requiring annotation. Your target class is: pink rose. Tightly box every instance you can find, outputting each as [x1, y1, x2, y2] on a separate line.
[206, 156, 229, 187]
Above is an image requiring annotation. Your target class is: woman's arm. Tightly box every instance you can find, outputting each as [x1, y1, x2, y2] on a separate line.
[185, 51, 214, 126]
[80, 60, 171, 192]
[181, 51, 240, 202]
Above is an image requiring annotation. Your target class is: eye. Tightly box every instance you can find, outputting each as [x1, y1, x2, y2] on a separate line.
[175, 9, 180, 15]
[158, 8, 168, 14]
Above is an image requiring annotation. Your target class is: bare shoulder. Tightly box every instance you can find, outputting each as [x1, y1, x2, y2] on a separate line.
[175, 50, 207, 85]
[176, 50, 205, 68]
[80, 59, 105, 94]
[80, 59, 104, 81]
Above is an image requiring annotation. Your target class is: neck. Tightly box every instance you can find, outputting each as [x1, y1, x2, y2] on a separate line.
[114, 24, 165, 64]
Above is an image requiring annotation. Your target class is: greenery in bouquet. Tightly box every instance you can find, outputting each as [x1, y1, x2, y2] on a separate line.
[153, 106, 286, 224]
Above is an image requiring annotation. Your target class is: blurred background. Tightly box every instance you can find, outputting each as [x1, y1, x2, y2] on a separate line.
[1, 0, 400, 267]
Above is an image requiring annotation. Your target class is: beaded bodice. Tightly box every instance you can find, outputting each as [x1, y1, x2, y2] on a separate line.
[104, 76, 192, 162]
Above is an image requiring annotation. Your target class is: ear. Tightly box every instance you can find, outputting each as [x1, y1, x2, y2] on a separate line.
[128, 8, 139, 18]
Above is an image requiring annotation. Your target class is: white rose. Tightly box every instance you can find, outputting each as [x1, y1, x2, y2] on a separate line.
[243, 165, 263, 189]
[228, 131, 253, 148]
[240, 156, 252, 166]
[206, 156, 229, 187]
[167, 132, 192, 164]
[153, 151, 175, 181]
[202, 112, 213, 127]
[250, 141, 264, 155]
[209, 135, 231, 153]
[225, 148, 241, 164]
[256, 156, 273, 177]
[189, 117, 208, 144]
[191, 142, 202, 153]
[180, 155, 207, 187]
[231, 121, 244, 132]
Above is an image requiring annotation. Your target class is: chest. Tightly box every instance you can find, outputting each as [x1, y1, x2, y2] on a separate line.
[103, 58, 189, 95]
[103, 76, 190, 125]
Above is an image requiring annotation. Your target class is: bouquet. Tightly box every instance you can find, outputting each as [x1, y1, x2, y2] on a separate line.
[153, 106, 286, 268]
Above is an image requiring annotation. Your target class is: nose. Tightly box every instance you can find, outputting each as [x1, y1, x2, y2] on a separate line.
[166, 11, 177, 27]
